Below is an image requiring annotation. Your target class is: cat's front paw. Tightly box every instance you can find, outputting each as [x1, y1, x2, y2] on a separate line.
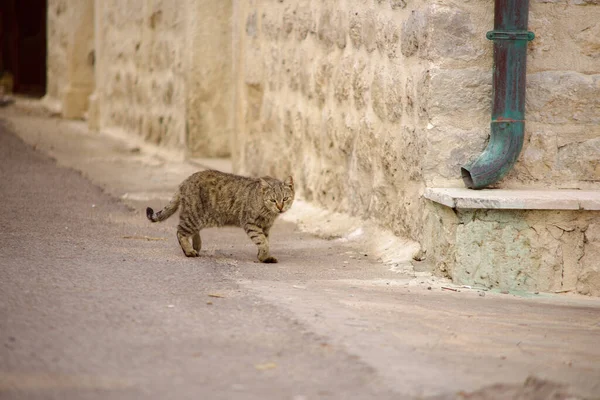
[184, 249, 199, 257]
[261, 256, 278, 263]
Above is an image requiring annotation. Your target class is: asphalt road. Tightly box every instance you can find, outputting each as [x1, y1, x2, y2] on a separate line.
[0, 122, 398, 399]
[2, 112, 600, 400]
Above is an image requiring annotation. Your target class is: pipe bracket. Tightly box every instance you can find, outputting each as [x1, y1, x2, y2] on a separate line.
[486, 30, 535, 41]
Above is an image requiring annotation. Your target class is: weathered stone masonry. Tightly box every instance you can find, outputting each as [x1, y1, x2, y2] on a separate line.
[231, 0, 600, 294]
[46, 0, 233, 158]
[233, 0, 429, 244]
[423, 203, 600, 295]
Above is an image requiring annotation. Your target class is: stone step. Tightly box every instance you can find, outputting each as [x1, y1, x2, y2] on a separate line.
[424, 188, 600, 296]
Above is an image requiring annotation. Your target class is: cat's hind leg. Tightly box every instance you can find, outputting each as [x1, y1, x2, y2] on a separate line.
[176, 198, 201, 257]
[244, 223, 277, 263]
[177, 223, 199, 257]
[192, 232, 202, 252]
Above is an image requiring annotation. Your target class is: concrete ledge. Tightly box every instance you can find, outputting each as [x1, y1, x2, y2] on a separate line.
[424, 188, 600, 210]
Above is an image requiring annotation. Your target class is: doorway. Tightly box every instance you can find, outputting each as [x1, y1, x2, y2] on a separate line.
[0, 0, 47, 97]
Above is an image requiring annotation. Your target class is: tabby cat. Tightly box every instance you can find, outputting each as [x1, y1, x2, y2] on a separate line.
[146, 170, 294, 263]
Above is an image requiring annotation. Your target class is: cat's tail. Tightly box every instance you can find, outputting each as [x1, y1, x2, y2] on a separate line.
[146, 192, 180, 223]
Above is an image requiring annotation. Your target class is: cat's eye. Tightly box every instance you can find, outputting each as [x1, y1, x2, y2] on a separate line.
[283, 197, 289, 201]
[271, 199, 276, 203]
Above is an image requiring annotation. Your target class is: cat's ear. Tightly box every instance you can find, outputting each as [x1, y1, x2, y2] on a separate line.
[260, 178, 270, 191]
[284, 176, 294, 190]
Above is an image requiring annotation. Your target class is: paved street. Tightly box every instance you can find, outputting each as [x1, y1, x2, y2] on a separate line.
[1, 108, 600, 399]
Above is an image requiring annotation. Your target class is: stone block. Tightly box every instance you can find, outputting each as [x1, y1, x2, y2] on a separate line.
[401, 4, 484, 62]
[557, 137, 600, 181]
[425, 208, 600, 294]
[314, 114, 350, 207]
[283, 7, 294, 37]
[314, 57, 333, 106]
[586, 223, 600, 242]
[575, 22, 600, 59]
[560, 228, 586, 290]
[349, 10, 362, 49]
[415, 69, 429, 120]
[420, 203, 600, 293]
[400, 8, 425, 58]
[390, 0, 407, 9]
[385, 69, 403, 123]
[298, 54, 313, 98]
[422, 202, 459, 277]
[318, 8, 347, 49]
[261, 9, 281, 40]
[376, 18, 399, 59]
[424, 68, 492, 128]
[362, 9, 378, 53]
[379, 130, 401, 181]
[424, 127, 487, 181]
[527, 6, 599, 73]
[294, 1, 313, 41]
[334, 114, 356, 156]
[317, 9, 334, 47]
[347, 118, 376, 214]
[334, 10, 349, 49]
[577, 268, 600, 297]
[352, 57, 370, 110]
[527, 71, 600, 124]
[519, 125, 558, 181]
[371, 67, 387, 120]
[288, 48, 301, 92]
[400, 127, 424, 183]
[580, 224, 600, 296]
[455, 213, 539, 291]
[334, 56, 353, 104]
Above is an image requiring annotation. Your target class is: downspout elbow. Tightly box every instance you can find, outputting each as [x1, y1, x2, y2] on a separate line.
[460, 0, 534, 189]
[461, 120, 524, 189]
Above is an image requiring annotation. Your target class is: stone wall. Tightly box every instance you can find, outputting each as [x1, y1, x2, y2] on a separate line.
[232, 0, 600, 256]
[398, 0, 600, 189]
[46, 0, 233, 157]
[93, 0, 188, 150]
[233, 0, 428, 242]
[515, 0, 600, 189]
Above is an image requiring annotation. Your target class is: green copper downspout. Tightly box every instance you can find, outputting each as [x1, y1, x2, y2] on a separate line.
[461, 0, 535, 189]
